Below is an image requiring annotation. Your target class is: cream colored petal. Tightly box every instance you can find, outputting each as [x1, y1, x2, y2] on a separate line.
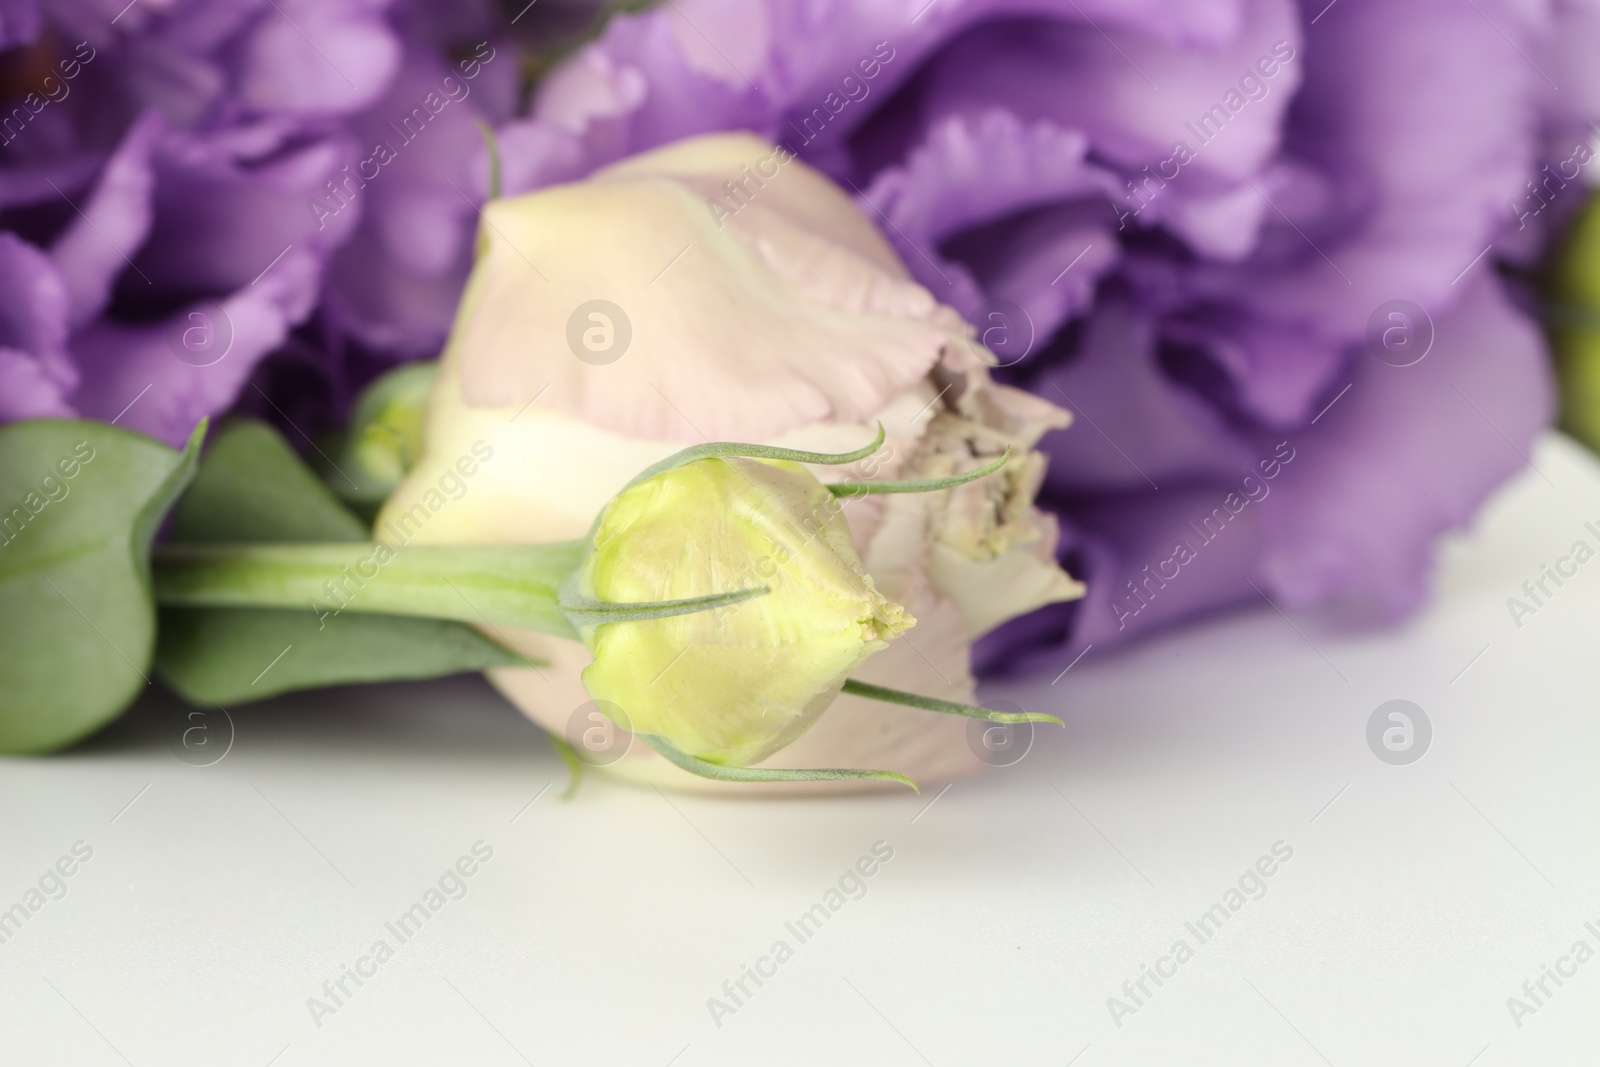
[930, 511, 1087, 636]
[453, 178, 948, 442]
[596, 132, 907, 275]
[892, 380, 1085, 638]
[375, 376, 679, 548]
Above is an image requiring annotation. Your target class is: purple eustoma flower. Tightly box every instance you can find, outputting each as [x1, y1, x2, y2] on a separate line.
[1, 0, 1592, 673]
[496, 0, 1593, 667]
[0, 0, 512, 445]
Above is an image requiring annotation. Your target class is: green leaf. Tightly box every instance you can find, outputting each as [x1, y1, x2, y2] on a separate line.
[156, 419, 543, 703]
[156, 607, 532, 705]
[170, 419, 368, 543]
[0, 419, 205, 753]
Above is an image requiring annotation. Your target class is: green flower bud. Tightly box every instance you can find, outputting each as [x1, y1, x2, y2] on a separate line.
[1550, 190, 1600, 454]
[576, 455, 913, 767]
[322, 362, 438, 510]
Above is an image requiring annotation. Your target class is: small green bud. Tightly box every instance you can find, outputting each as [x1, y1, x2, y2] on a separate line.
[1550, 190, 1600, 454]
[323, 362, 438, 509]
[576, 455, 913, 767]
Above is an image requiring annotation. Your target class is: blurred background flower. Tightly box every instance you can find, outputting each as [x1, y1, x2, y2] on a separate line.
[2, 0, 1594, 673]
[0, 0, 527, 444]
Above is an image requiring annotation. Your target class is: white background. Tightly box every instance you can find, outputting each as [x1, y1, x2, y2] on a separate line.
[2, 434, 1598, 1066]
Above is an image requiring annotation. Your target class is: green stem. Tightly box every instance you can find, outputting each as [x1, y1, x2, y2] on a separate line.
[154, 541, 587, 639]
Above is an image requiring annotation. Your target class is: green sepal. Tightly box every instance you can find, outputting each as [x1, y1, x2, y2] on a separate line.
[616, 423, 887, 498]
[828, 449, 1009, 497]
[551, 734, 585, 801]
[841, 678, 1063, 726]
[558, 585, 769, 628]
[638, 733, 919, 792]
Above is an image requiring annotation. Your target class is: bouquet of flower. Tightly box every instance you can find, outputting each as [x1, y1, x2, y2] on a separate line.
[0, 0, 1590, 793]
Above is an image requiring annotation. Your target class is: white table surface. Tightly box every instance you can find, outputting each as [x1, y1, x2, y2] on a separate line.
[4, 433, 1599, 1067]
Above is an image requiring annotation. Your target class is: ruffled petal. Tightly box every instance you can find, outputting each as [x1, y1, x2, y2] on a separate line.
[236, 0, 401, 117]
[49, 110, 161, 331]
[452, 134, 959, 442]
[69, 244, 323, 446]
[323, 44, 521, 356]
[0, 350, 74, 420]
[861, 110, 1122, 339]
[1259, 272, 1553, 614]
